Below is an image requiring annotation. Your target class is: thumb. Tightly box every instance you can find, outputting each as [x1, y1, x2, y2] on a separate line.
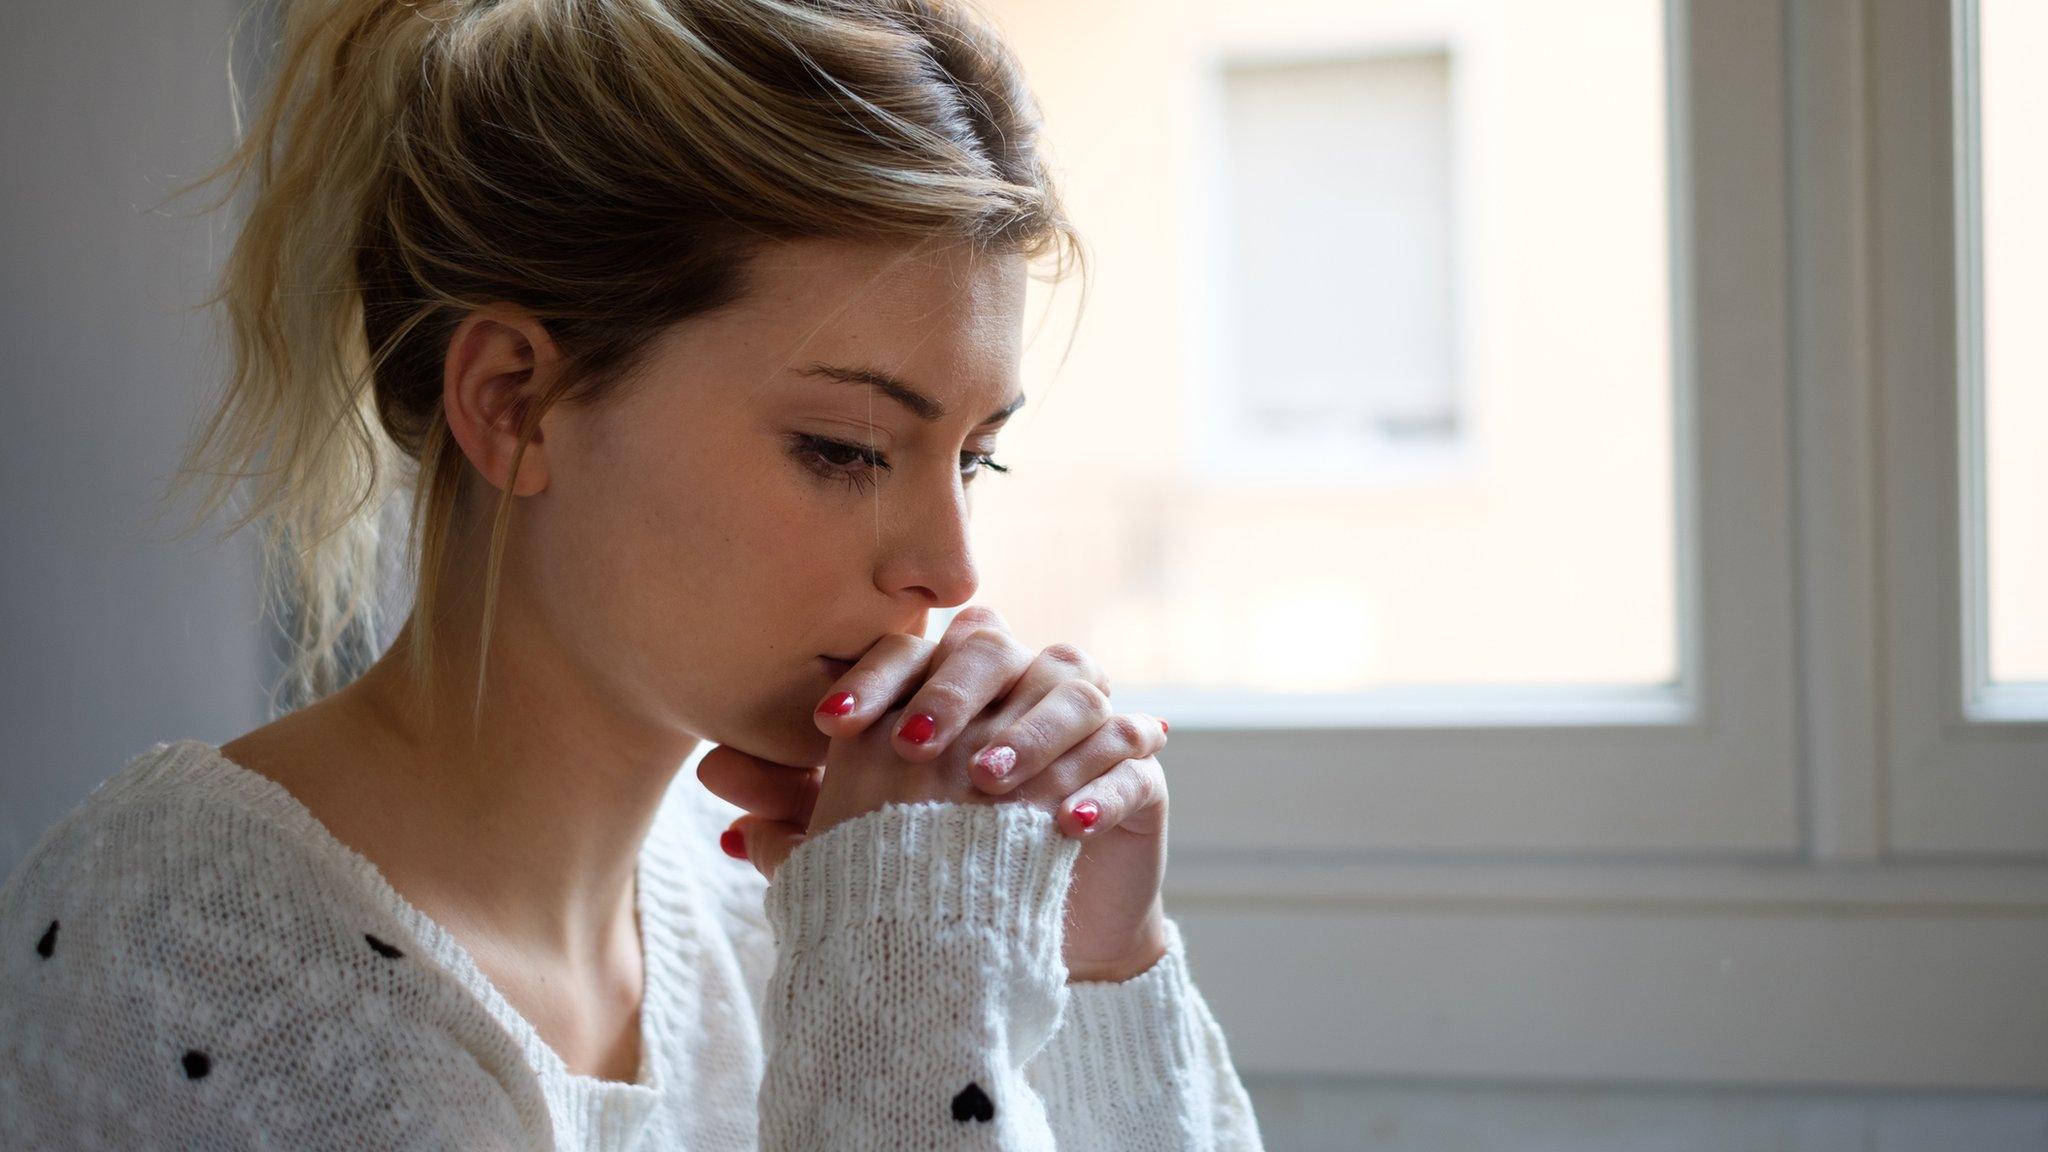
[723, 814, 809, 882]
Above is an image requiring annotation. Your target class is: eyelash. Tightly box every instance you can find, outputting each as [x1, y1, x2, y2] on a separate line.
[788, 433, 1011, 495]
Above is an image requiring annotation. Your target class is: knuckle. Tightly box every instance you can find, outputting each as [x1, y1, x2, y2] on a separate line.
[1105, 713, 1148, 748]
[1039, 641, 1089, 669]
[995, 629, 1036, 664]
[950, 605, 1009, 633]
[910, 677, 974, 719]
[1004, 712, 1056, 758]
[958, 629, 1013, 663]
[1140, 757, 1168, 799]
[1062, 678, 1112, 716]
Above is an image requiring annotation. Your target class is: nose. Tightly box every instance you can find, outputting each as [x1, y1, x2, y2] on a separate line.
[872, 469, 980, 609]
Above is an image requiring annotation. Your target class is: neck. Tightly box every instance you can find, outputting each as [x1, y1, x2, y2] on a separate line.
[337, 588, 700, 964]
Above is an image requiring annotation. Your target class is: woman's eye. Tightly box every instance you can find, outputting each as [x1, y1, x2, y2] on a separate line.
[788, 434, 888, 493]
[961, 451, 1010, 481]
[788, 433, 1010, 495]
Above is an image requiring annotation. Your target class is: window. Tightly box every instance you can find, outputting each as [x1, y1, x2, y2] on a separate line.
[1213, 50, 1462, 470]
[947, 0, 2048, 1092]
[967, 0, 1797, 855]
[1968, 0, 2048, 689]
[942, 0, 2048, 1090]
[979, 1, 1678, 708]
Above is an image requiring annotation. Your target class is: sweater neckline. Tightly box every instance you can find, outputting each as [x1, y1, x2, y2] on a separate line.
[152, 738, 679, 1106]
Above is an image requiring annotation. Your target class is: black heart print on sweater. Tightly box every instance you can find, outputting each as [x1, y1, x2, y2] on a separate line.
[951, 1081, 995, 1123]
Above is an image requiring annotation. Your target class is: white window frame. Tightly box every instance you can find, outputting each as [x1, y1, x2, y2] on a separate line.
[1870, 0, 2048, 854]
[1127, 0, 2048, 1092]
[1117, 0, 1804, 857]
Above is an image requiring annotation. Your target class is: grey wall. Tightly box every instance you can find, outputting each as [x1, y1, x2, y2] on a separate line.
[1242, 1076, 2048, 1151]
[1, 3, 278, 874]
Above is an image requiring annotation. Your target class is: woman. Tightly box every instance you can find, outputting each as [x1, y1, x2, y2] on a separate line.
[0, 0, 1263, 1148]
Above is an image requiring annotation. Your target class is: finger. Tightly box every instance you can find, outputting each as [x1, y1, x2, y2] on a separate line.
[1036, 711, 1169, 800]
[1055, 754, 1169, 839]
[966, 677, 1115, 794]
[812, 632, 933, 734]
[889, 623, 1035, 761]
[1016, 641, 1113, 705]
[723, 815, 810, 882]
[925, 604, 1013, 669]
[697, 745, 824, 827]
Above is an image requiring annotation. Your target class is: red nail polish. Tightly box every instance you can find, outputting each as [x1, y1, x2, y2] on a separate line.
[1159, 717, 1169, 734]
[720, 828, 747, 860]
[898, 712, 936, 744]
[1073, 801, 1100, 829]
[817, 691, 856, 717]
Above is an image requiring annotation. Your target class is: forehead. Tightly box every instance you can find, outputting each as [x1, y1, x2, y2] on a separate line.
[728, 237, 1028, 378]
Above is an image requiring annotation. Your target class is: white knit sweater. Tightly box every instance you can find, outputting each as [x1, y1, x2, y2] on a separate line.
[0, 739, 1263, 1151]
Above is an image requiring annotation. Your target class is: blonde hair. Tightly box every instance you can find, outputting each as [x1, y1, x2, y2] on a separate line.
[159, 0, 1086, 724]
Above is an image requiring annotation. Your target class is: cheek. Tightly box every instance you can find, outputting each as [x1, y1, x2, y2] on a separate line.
[550, 456, 756, 640]
[525, 433, 865, 729]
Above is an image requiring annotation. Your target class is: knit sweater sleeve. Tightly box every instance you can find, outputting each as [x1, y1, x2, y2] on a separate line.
[755, 798, 1075, 1149]
[1023, 916, 1267, 1151]
[747, 796, 1264, 1151]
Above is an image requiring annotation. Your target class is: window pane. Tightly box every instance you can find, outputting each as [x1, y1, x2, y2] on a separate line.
[973, 0, 1674, 696]
[1976, 0, 2048, 684]
[1222, 52, 1460, 457]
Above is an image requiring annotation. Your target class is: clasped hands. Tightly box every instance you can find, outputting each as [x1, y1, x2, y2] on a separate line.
[696, 605, 1173, 983]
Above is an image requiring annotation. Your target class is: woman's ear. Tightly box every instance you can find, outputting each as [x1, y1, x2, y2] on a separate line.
[441, 304, 565, 498]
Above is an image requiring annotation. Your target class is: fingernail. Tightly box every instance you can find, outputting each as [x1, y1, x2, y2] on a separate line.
[1073, 801, 1100, 830]
[817, 691, 856, 717]
[898, 712, 936, 744]
[720, 827, 747, 860]
[976, 744, 1017, 778]
[1159, 717, 1170, 734]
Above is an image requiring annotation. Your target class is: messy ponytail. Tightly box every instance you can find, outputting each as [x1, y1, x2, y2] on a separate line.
[158, 0, 1086, 722]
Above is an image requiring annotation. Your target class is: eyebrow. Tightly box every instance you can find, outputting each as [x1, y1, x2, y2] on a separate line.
[795, 362, 1026, 426]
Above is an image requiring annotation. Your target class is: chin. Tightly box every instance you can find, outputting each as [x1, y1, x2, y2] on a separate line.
[721, 698, 832, 769]
[774, 724, 831, 770]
